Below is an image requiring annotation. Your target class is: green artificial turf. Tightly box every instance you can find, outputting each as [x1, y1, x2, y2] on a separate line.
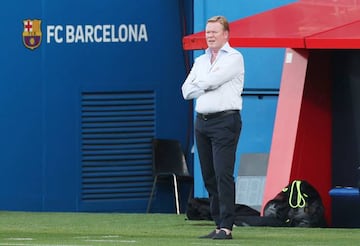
[0, 211, 360, 245]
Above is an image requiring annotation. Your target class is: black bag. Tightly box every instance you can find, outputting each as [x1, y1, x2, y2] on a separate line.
[186, 198, 260, 221]
[236, 180, 327, 227]
[186, 198, 212, 220]
[266, 180, 327, 227]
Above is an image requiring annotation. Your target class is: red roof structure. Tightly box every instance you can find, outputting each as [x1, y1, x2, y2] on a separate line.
[183, 0, 360, 50]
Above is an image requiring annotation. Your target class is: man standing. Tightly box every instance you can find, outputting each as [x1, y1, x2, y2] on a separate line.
[182, 15, 244, 240]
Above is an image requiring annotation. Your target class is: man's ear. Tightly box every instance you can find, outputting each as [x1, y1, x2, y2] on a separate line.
[224, 30, 229, 39]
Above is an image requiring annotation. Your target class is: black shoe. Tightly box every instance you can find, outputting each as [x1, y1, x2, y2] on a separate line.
[198, 230, 217, 239]
[213, 229, 232, 240]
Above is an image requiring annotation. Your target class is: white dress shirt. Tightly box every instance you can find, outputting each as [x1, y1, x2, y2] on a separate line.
[181, 42, 245, 114]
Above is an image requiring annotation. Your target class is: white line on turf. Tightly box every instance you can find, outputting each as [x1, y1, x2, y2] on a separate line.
[84, 239, 136, 243]
[5, 238, 33, 241]
[0, 244, 29, 246]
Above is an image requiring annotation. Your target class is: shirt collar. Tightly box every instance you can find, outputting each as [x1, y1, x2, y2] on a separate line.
[205, 42, 231, 56]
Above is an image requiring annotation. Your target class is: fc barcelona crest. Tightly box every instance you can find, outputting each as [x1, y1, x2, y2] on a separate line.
[23, 19, 42, 50]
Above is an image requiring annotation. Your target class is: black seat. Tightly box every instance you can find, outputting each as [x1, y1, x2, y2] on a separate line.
[146, 138, 193, 214]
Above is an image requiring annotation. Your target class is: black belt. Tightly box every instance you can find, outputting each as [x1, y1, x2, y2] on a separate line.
[197, 110, 239, 121]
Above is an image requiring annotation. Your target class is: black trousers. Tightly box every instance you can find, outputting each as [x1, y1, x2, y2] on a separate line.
[195, 111, 242, 230]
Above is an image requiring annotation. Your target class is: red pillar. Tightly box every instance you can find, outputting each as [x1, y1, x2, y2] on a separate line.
[263, 48, 332, 224]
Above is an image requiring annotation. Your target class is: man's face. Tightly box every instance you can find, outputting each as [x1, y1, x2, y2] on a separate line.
[205, 22, 228, 51]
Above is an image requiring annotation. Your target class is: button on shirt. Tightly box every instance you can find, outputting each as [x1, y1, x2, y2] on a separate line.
[181, 42, 245, 114]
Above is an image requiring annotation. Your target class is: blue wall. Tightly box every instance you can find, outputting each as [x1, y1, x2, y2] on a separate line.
[0, 0, 192, 212]
[192, 0, 297, 197]
[0, 0, 299, 212]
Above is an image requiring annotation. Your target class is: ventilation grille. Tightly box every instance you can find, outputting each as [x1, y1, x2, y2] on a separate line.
[81, 91, 155, 201]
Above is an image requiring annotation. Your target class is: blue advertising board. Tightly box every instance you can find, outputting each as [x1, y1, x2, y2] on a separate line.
[0, 0, 192, 212]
